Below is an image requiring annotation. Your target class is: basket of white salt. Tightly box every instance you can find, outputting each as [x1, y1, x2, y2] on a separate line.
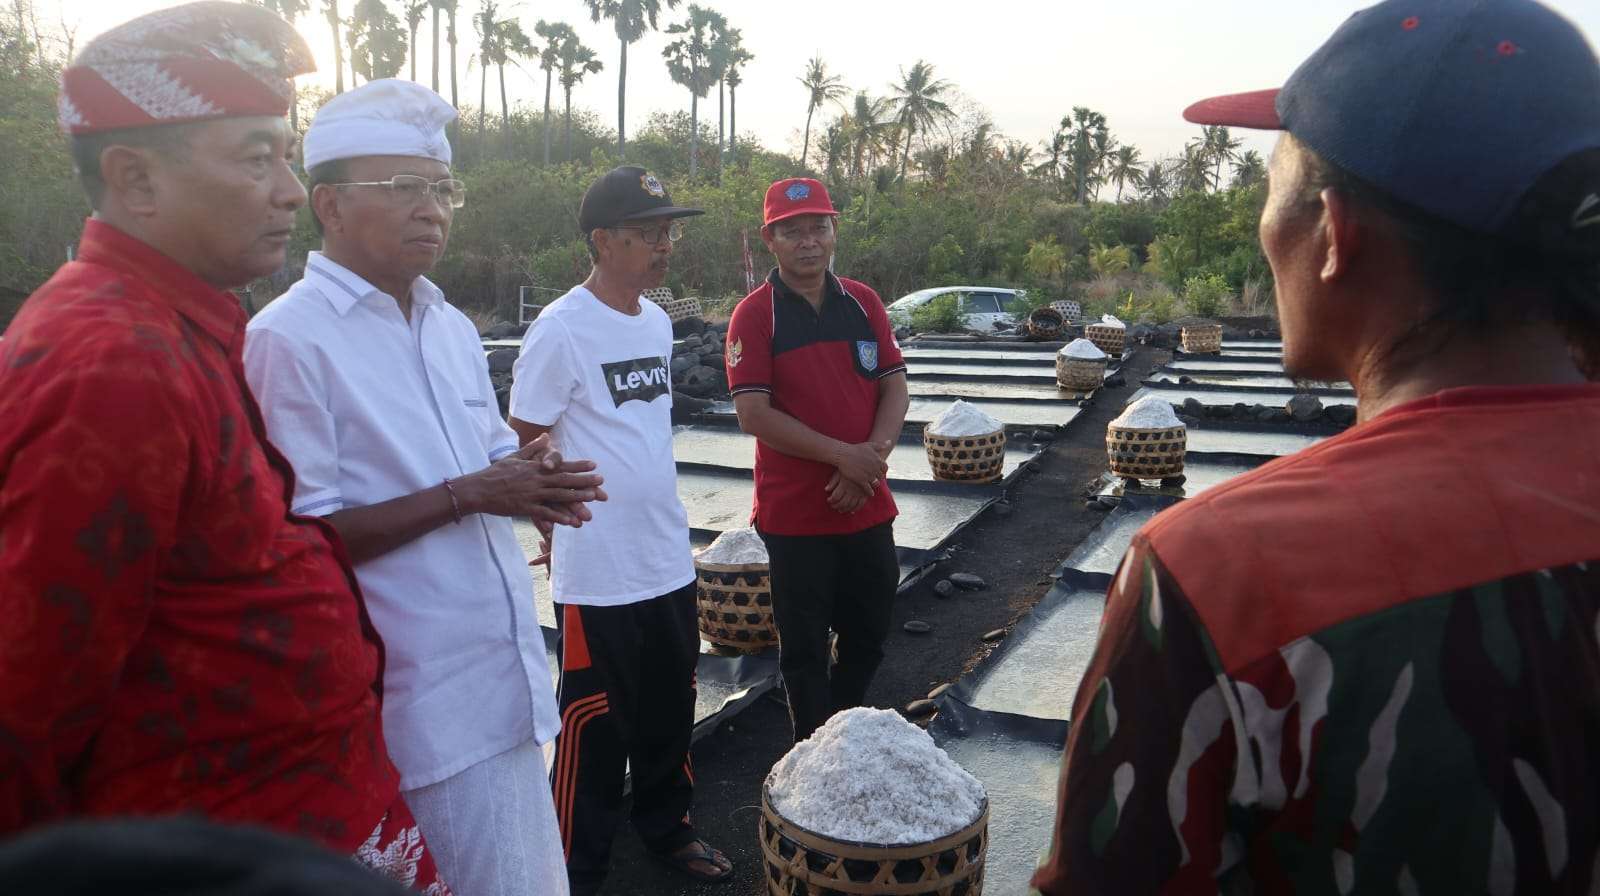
[923, 401, 1005, 484]
[759, 708, 988, 895]
[693, 528, 776, 653]
[1025, 305, 1065, 340]
[1106, 395, 1187, 481]
[1055, 337, 1108, 391]
[1049, 299, 1082, 323]
[1180, 323, 1223, 354]
[1084, 314, 1127, 357]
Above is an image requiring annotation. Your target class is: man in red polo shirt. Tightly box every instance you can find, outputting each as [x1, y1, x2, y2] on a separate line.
[726, 178, 910, 742]
[0, 4, 445, 890]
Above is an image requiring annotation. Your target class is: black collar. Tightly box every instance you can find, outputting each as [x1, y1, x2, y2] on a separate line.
[767, 268, 849, 309]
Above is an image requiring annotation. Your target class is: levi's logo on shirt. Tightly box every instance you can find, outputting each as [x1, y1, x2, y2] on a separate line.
[602, 356, 671, 407]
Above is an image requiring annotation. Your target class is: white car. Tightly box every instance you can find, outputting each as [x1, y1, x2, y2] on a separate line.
[886, 286, 1030, 331]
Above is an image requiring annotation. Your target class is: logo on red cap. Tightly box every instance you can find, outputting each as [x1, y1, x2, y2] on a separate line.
[785, 182, 811, 202]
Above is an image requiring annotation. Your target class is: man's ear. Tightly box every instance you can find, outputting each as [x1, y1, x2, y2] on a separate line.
[311, 183, 341, 235]
[100, 145, 159, 217]
[759, 224, 776, 254]
[1319, 187, 1364, 284]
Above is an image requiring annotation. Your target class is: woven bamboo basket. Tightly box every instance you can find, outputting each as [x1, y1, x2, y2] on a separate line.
[1025, 306, 1064, 340]
[694, 559, 777, 653]
[1106, 423, 1187, 480]
[1049, 299, 1082, 322]
[759, 785, 988, 896]
[1055, 354, 1107, 391]
[923, 426, 1005, 484]
[659, 295, 704, 324]
[1084, 324, 1126, 357]
[1180, 324, 1223, 354]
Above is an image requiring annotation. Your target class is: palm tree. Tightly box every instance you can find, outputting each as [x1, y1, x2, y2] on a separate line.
[585, 0, 681, 157]
[845, 91, 892, 181]
[1179, 141, 1213, 193]
[1203, 125, 1243, 193]
[1107, 144, 1143, 202]
[473, 0, 498, 139]
[705, 20, 740, 175]
[430, 0, 446, 91]
[498, 20, 533, 133]
[558, 34, 603, 162]
[889, 60, 954, 181]
[1002, 140, 1032, 176]
[1232, 149, 1265, 189]
[349, 0, 407, 86]
[723, 41, 753, 166]
[323, 0, 344, 93]
[1062, 106, 1110, 203]
[444, 0, 460, 108]
[796, 55, 847, 170]
[404, 0, 426, 81]
[820, 121, 850, 183]
[251, 0, 310, 129]
[534, 20, 575, 166]
[662, 5, 723, 179]
[1141, 159, 1173, 205]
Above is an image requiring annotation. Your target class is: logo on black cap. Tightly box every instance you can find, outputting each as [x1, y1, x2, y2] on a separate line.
[641, 174, 666, 198]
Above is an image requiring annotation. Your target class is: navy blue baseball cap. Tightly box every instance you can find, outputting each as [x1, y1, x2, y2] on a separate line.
[1185, 0, 1600, 236]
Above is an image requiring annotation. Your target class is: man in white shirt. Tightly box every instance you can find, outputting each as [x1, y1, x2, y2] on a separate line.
[243, 79, 597, 896]
[509, 166, 733, 895]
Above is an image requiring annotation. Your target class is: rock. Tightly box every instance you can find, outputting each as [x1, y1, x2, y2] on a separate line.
[1078, 399, 1092, 408]
[1207, 404, 1234, 419]
[671, 390, 711, 412]
[1129, 323, 1158, 343]
[1104, 375, 1127, 388]
[1256, 407, 1279, 423]
[933, 579, 956, 599]
[1097, 494, 1122, 511]
[1162, 474, 1188, 487]
[671, 317, 706, 338]
[485, 348, 517, 374]
[1287, 394, 1324, 422]
[486, 321, 520, 340]
[697, 346, 724, 364]
[681, 334, 704, 350]
[928, 683, 952, 700]
[982, 628, 1006, 643]
[904, 698, 938, 717]
[903, 620, 933, 635]
[949, 573, 986, 591]
[1326, 404, 1358, 426]
[1178, 375, 1194, 385]
[1249, 329, 1268, 339]
[670, 354, 695, 376]
[677, 366, 722, 398]
[1233, 403, 1251, 419]
[1182, 397, 1206, 418]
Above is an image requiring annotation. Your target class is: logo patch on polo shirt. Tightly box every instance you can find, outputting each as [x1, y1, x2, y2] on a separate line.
[857, 340, 878, 372]
[726, 337, 743, 368]
[602, 356, 670, 407]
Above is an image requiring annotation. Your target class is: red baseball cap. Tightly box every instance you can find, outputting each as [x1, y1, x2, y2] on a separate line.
[763, 178, 837, 227]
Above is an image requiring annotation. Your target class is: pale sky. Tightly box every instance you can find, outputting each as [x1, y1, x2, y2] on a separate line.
[40, 0, 1600, 166]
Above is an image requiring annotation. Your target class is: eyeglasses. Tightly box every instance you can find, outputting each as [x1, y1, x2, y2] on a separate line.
[327, 174, 466, 209]
[611, 220, 685, 246]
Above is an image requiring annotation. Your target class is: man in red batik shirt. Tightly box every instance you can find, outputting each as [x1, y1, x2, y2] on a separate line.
[0, 3, 447, 891]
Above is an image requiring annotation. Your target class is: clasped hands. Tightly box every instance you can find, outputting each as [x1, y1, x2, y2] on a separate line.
[825, 439, 894, 514]
[451, 434, 605, 566]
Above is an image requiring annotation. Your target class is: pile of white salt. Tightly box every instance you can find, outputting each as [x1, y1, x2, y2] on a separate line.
[1058, 337, 1107, 361]
[927, 400, 1002, 438]
[695, 527, 768, 566]
[767, 707, 986, 844]
[1113, 395, 1185, 430]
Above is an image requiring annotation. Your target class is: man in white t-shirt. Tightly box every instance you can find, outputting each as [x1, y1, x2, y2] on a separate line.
[509, 166, 733, 895]
[244, 80, 602, 896]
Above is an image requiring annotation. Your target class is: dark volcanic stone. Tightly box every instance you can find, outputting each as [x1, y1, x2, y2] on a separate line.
[486, 348, 517, 374]
[1105, 375, 1127, 388]
[1327, 404, 1358, 426]
[949, 573, 986, 591]
[1183, 398, 1205, 417]
[1178, 375, 1194, 385]
[933, 579, 957, 599]
[928, 683, 953, 700]
[903, 620, 933, 635]
[1287, 394, 1325, 422]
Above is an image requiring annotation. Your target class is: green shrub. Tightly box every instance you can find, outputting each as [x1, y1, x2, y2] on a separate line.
[1183, 273, 1232, 319]
[910, 294, 967, 333]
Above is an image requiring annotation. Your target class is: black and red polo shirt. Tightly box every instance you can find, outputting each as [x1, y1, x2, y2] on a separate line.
[725, 269, 907, 536]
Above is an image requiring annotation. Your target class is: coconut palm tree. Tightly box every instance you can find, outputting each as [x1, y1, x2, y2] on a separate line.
[723, 40, 753, 165]
[534, 20, 575, 165]
[706, 20, 741, 174]
[1061, 106, 1109, 203]
[1002, 140, 1032, 176]
[845, 91, 892, 181]
[495, 20, 532, 132]
[348, 0, 407, 85]
[1203, 125, 1243, 193]
[889, 60, 954, 181]
[558, 34, 603, 162]
[444, 0, 460, 108]
[662, 5, 723, 179]
[1141, 159, 1173, 205]
[430, 0, 446, 90]
[473, 0, 498, 139]
[1107, 144, 1144, 202]
[1232, 149, 1265, 189]
[796, 55, 846, 170]
[585, 0, 681, 157]
[404, 0, 426, 80]
[1179, 141, 1214, 194]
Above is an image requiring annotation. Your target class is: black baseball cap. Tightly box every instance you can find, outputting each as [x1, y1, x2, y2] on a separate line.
[578, 165, 704, 233]
[1184, 0, 1600, 237]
